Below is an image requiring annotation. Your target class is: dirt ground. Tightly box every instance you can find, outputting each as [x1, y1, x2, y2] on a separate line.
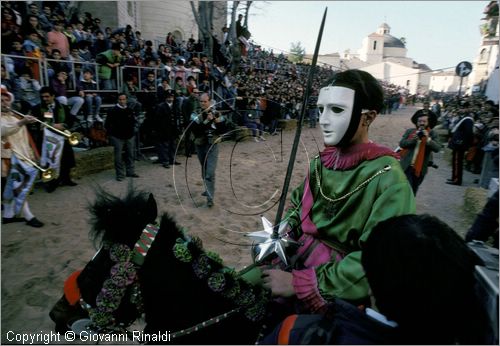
[1, 104, 484, 343]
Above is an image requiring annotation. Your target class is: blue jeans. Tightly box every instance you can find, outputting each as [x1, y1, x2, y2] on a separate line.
[56, 96, 84, 116]
[84, 95, 102, 116]
[195, 142, 218, 202]
[244, 122, 264, 137]
[109, 136, 136, 178]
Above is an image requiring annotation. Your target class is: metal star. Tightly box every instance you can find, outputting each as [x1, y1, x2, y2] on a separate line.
[245, 216, 301, 265]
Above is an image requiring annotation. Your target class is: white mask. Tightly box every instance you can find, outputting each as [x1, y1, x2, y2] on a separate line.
[317, 86, 355, 146]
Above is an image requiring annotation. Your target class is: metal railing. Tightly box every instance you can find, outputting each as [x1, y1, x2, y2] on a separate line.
[2, 54, 45, 84]
[2, 54, 202, 96]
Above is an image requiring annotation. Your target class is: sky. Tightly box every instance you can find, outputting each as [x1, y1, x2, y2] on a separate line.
[244, 1, 489, 71]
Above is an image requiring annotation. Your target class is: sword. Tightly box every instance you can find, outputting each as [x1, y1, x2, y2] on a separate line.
[273, 7, 328, 237]
[246, 8, 328, 265]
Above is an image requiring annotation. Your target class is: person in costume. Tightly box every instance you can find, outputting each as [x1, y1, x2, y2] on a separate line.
[258, 70, 416, 312]
[260, 214, 491, 344]
[1, 86, 44, 227]
[399, 108, 441, 195]
[32, 86, 78, 192]
[447, 101, 474, 186]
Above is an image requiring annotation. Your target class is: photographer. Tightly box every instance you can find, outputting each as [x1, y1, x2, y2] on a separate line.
[399, 109, 441, 195]
[190, 93, 226, 208]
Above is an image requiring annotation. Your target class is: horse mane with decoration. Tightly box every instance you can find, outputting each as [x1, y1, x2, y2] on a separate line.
[50, 187, 273, 344]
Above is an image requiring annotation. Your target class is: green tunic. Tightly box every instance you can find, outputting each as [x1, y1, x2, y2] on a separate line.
[285, 154, 416, 301]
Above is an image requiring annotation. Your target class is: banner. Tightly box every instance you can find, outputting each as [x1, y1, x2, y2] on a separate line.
[2, 154, 38, 215]
[40, 128, 65, 178]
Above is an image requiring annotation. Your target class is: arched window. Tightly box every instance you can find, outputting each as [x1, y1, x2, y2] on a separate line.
[172, 30, 183, 41]
[479, 48, 488, 63]
[373, 41, 377, 50]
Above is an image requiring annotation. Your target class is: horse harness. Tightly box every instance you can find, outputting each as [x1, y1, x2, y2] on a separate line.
[63, 224, 160, 335]
[65, 223, 260, 341]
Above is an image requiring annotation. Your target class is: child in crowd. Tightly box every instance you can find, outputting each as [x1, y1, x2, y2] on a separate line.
[78, 69, 102, 123]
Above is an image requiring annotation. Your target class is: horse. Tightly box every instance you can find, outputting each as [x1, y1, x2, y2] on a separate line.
[49, 188, 284, 344]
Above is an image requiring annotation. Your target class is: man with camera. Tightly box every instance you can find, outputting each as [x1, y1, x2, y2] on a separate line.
[399, 108, 441, 195]
[190, 93, 226, 208]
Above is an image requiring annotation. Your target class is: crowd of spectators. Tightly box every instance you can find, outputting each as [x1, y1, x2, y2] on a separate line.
[2, 0, 496, 160]
[434, 95, 499, 188]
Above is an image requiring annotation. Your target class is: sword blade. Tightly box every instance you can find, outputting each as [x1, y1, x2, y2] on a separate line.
[272, 7, 328, 237]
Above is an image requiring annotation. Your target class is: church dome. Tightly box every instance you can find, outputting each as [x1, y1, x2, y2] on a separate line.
[383, 34, 405, 48]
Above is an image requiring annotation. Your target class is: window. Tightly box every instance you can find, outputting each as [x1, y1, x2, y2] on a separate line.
[373, 41, 377, 50]
[406, 80, 410, 87]
[479, 48, 488, 63]
[127, 1, 134, 16]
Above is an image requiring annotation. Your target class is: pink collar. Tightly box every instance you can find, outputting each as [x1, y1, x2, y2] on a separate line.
[320, 142, 399, 170]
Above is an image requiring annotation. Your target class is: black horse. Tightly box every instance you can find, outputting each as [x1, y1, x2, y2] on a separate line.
[49, 188, 280, 344]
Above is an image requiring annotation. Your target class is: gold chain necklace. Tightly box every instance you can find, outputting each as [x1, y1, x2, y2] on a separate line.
[314, 158, 392, 204]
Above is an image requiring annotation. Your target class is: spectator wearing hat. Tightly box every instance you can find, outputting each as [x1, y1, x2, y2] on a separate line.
[152, 89, 180, 168]
[447, 101, 475, 186]
[399, 108, 441, 195]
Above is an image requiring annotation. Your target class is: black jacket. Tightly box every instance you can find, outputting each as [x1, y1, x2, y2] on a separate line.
[449, 116, 474, 151]
[105, 105, 136, 140]
[152, 101, 178, 141]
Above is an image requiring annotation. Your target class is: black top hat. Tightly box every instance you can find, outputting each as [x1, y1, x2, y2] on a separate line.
[411, 109, 438, 129]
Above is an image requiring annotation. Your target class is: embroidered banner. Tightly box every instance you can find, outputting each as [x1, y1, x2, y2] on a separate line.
[2, 153, 38, 215]
[40, 128, 65, 178]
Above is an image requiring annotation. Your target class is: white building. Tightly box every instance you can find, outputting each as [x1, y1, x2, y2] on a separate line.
[306, 23, 432, 95]
[467, 1, 499, 103]
[429, 69, 469, 93]
[73, 1, 227, 47]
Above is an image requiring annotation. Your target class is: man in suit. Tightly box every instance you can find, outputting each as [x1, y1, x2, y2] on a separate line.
[152, 89, 180, 168]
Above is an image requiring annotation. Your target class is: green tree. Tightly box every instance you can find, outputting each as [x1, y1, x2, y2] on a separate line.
[289, 41, 305, 63]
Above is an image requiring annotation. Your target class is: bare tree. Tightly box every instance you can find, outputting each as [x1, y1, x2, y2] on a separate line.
[243, 1, 252, 27]
[228, 1, 241, 73]
[190, 1, 214, 60]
